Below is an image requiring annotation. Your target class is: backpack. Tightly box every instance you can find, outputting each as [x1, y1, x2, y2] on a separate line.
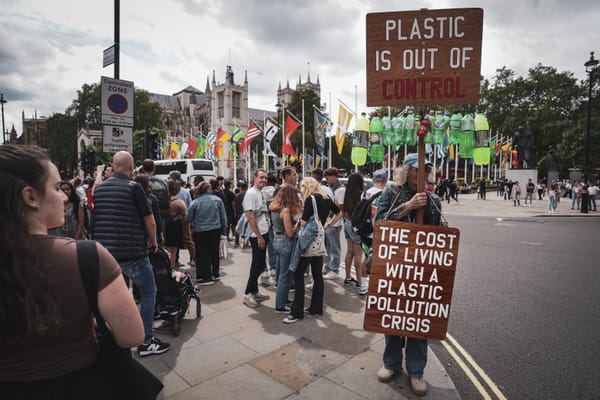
[149, 176, 169, 212]
[351, 191, 383, 242]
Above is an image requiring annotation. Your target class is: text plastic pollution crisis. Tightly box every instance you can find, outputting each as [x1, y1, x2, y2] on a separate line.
[366, 8, 483, 106]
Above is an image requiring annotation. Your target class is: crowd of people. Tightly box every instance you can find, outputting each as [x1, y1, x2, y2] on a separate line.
[5, 143, 599, 398]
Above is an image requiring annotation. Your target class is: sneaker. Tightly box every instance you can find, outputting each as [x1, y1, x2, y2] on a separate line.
[323, 271, 339, 280]
[275, 306, 290, 314]
[410, 376, 428, 396]
[377, 366, 396, 382]
[196, 278, 214, 286]
[305, 281, 314, 290]
[243, 293, 258, 308]
[138, 337, 170, 357]
[359, 278, 369, 295]
[254, 291, 270, 302]
[212, 276, 221, 281]
[344, 277, 357, 286]
[283, 314, 302, 324]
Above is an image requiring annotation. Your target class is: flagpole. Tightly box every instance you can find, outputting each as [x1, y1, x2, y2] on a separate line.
[328, 92, 332, 169]
[302, 99, 306, 179]
[263, 110, 267, 171]
[354, 85, 358, 173]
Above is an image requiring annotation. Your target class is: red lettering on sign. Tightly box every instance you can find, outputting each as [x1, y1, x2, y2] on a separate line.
[381, 77, 466, 100]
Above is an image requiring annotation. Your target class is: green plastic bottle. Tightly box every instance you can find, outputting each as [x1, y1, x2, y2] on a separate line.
[449, 112, 462, 145]
[381, 115, 393, 146]
[369, 114, 385, 163]
[351, 112, 370, 166]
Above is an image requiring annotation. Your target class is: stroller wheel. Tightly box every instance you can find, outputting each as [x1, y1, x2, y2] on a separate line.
[173, 315, 181, 336]
[195, 297, 202, 318]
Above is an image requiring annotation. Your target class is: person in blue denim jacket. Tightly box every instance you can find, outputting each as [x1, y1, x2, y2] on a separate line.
[186, 181, 227, 286]
[268, 186, 303, 313]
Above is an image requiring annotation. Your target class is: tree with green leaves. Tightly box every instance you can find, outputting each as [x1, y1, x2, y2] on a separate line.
[45, 113, 78, 177]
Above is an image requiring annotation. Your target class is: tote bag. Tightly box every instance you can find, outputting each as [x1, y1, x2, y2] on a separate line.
[302, 196, 327, 257]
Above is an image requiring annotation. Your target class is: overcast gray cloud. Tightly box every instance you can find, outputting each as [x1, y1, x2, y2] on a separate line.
[1, 0, 599, 136]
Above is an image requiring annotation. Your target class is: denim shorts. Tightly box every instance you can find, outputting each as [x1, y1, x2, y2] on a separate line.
[343, 218, 362, 244]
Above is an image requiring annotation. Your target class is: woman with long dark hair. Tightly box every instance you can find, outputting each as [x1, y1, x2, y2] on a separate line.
[342, 173, 366, 294]
[59, 180, 85, 239]
[0, 145, 143, 399]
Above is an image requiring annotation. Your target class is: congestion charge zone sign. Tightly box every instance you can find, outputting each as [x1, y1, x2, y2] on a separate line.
[101, 76, 134, 127]
[366, 8, 483, 106]
[363, 220, 460, 340]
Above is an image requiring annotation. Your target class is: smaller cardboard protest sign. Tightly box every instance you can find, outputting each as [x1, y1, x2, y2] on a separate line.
[363, 220, 460, 340]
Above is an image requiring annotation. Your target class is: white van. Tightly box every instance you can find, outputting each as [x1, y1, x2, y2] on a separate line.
[139, 159, 217, 184]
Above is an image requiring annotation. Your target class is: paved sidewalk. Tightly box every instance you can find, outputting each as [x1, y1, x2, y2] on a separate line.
[139, 244, 460, 400]
[441, 191, 600, 218]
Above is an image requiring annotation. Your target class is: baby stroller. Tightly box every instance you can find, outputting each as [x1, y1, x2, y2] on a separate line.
[148, 247, 202, 336]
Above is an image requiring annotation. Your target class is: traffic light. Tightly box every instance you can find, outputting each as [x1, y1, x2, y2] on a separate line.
[145, 129, 159, 159]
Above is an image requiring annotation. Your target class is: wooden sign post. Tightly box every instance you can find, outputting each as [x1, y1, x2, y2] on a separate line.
[363, 220, 460, 340]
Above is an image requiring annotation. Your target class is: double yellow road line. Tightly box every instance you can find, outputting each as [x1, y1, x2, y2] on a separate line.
[441, 334, 508, 400]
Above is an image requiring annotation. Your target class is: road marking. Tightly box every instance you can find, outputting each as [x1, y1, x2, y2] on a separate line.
[441, 339, 493, 399]
[520, 241, 543, 246]
[443, 334, 508, 400]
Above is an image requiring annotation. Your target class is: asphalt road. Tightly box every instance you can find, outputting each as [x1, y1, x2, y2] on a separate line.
[430, 215, 600, 400]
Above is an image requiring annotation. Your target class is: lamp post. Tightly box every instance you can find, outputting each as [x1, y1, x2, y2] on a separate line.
[584, 51, 598, 182]
[0, 93, 6, 144]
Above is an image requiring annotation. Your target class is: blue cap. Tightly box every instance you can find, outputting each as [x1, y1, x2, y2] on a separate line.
[372, 169, 387, 182]
[402, 153, 432, 169]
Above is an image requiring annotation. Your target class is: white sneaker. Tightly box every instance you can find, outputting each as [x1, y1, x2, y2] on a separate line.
[322, 271, 339, 280]
[260, 270, 270, 281]
[243, 293, 258, 308]
[358, 277, 369, 295]
[305, 281, 314, 290]
[254, 290, 270, 302]
[410, 376, 428, 396]
[377, 366, 396, 382]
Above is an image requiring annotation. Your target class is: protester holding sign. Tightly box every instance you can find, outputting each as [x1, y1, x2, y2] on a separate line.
[373, 153, 443, 397]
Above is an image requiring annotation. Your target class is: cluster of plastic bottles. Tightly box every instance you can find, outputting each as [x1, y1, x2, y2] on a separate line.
[350, 110, 490, 166]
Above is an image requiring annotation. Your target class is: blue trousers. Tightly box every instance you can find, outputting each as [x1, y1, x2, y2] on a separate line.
[383, 335, 428, 378]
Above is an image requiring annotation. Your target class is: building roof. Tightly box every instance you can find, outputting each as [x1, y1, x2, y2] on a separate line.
[248, 108, 277, 123]
[173, 85, 203, 96]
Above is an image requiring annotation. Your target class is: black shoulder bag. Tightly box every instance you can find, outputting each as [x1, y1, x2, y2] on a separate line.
[76, 241, 164, 400]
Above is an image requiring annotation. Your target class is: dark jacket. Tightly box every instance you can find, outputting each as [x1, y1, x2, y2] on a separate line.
[92, 172, 150, 261]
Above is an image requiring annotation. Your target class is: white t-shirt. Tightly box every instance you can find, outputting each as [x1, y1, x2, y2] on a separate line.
[332, 186, 345, 227]
[242, 186, 270, 237]
[588, 185, 599, 196]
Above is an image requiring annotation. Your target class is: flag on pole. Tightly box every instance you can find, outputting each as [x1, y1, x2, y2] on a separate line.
[231, 125, 246, 157]
[264, 120, 279, 158]
[314, 110, 328, 155]
[187, 137, 198, 159]
[169, 142, 180, 160]
[240, 121, 261, 154]
[283, 115, 300, 156]
[206, 131, 217, 160]
[164, 142, 171, 159]
[179, 139, 188, 159]
[215, 128, 231, 159]
[196, 136, 206, 158]
[335, 103, 353, 155]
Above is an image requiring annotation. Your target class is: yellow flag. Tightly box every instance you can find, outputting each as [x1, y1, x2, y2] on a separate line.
[335, 103, 353, 155]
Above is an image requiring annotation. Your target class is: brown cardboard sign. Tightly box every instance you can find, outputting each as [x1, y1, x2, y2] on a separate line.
[363, 220, 460, 340]
[366, 8, 483, 106]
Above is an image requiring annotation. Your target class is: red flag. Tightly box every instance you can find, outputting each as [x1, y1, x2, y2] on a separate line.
[282, 115, 300, 156]
[215, 128, 226, 156]
[240, 121, 261, 154]
[187, 137, 198, 159]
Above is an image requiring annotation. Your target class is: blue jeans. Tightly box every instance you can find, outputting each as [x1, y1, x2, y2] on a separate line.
[120, 257, 157, 341]
[383, 335, 428, 378]
[324, 225, 342, 273]
[273, 235, 295, 309]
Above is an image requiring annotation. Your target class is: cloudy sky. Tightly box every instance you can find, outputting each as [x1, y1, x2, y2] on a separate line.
[1, 0, 599, 136]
